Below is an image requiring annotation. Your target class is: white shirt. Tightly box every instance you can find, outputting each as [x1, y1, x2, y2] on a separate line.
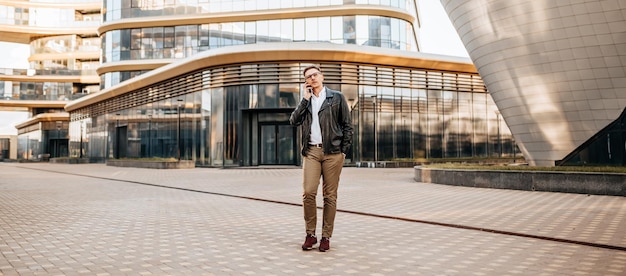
[309, 87, 326, 145]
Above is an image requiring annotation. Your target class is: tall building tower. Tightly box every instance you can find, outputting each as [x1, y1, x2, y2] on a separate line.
[440, 0, 626, 166]
[0, 0, 101, 160]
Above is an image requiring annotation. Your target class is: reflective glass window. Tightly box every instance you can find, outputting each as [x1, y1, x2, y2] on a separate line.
[152, 27, 164, 58]
[245, 21, 256, 44]
[210, 87, 224, 166]
[268, 20, 281, 42]
[318, 17, 331, 42]
[457, 92, 473, 157]
[278, 83, 299, 108]
[280, 19, 293, 42]
[305, 17, 319, 41]
[187, 25, 199, 55]
[473, 93, 487, 156]
[258, 84, 279, 108]
[257, 21, 269, 43]
[362, 85, 377, 161]
[293, 19, 305, 41]
[395, 87, 411, 158]
[330, 16, 342, 43]
[120, 29, 131, 60]
[378, 86, 394, 160]
[164, 27, 174, 48]
[233, 22, 245, 45]
[391, 18, 400, 49]
[355, 16, 368, 45]
[342, 16, 356, 44]
[199, 24, 210, 46]
[174, 26, 187, 58]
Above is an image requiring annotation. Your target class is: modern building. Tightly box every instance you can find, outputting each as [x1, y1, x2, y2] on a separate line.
[2, 0, 517, 166]
[440, 0, 626, 166]
[0, 0, 101, 160]
[62, 0, 516, 167]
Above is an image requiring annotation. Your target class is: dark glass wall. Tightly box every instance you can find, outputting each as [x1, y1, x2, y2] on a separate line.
[70, 62, 518, 166]
[353, 85, 515, 162]
[558, 108, 626, 166]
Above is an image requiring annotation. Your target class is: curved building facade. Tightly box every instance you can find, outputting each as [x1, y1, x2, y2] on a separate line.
[440, 0, 626, 166]
[97, 1, 419, 88]
[64, 0, 518, 167]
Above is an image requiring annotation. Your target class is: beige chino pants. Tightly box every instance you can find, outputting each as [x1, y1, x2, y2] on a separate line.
[302, 147, 344, 238]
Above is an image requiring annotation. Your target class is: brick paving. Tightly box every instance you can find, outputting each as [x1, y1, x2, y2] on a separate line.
[0, 163, 625, 275]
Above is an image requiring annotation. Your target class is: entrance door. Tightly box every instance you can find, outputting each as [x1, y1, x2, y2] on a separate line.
[50, 139, 68, 158]
[116, 126, 128, 158]
[260, 123, 296, 165]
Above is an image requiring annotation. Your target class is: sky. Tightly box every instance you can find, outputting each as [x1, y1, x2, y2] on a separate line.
[0, 43, 29, 69]
[417, 0, 469, 58]
[0, 0, 468, 135]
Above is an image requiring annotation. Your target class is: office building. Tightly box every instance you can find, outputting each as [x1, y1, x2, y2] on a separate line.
[0, 0, 101, 160]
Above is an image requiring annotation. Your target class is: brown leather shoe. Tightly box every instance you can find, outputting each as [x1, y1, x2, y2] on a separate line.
[302, 234, 317, 250]
[318, 237, 330, 252]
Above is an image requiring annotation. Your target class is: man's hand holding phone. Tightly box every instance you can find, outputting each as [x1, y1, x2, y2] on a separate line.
[303, 83, 312, 100]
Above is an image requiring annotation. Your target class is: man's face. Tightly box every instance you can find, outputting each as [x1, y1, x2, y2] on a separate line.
[304, 68, 324, 89]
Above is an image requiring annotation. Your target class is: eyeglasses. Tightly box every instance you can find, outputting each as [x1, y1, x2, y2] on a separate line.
[305, 72, 321, 80]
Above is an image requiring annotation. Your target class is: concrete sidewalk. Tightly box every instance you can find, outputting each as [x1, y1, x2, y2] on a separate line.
[0, 163, 625, 275]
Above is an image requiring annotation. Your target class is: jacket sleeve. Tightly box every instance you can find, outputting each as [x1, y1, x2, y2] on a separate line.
[290, 98, 309, 126]
[339, 93, 354, 154]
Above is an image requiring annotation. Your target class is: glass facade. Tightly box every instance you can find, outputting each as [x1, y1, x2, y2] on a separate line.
[1, 0, 100, 158]
[103, 0, 415, 22]
[0, 1, 100, 27]
[70, 62, 518, 166]
[100, 15, 416, 87]
[30, 35, 100, 72]
[0, 74, 95, 101]
[17, 121, 69, 160]
[0, 2, 101, 104]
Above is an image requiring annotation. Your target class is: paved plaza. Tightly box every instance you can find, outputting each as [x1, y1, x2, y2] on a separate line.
[0, 163, 625, 275]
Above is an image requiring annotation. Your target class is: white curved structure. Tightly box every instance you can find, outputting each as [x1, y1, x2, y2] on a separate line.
[440, 0, 626, 166]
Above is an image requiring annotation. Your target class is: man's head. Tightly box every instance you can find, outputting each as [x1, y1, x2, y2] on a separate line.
[303, 65, 324, 90]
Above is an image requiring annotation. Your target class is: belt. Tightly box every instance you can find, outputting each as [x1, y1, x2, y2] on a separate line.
[309, 143, 323, 148]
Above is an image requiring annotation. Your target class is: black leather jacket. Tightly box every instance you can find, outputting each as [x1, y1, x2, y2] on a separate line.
[290, 88, 353, 156]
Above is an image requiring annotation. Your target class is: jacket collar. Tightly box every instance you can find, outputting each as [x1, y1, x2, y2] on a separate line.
[308, 87, 337, 112]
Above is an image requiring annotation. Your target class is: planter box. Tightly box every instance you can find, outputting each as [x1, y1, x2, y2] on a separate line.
[355, 161, 419, 168]
[107, 159, 195, 169]
[414, 166, 626, 196]
[50, 158, 90, 164]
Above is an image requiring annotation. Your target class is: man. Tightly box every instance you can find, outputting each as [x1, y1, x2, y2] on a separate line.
[289, 65, 353, 252]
